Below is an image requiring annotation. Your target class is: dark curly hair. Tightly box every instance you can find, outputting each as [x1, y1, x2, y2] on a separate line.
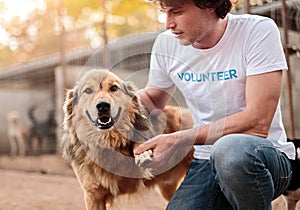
[147, 0, 232, 19]
[194, 0, 232, 19]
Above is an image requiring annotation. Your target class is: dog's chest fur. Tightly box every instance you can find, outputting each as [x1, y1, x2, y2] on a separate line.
[62, 124, 148, 196]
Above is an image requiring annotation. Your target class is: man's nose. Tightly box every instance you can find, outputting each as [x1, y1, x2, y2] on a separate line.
[165, 15, 176, 29]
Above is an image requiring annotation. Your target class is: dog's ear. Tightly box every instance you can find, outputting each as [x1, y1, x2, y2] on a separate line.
[123, 81, 150, 131]
[63, 88, 76, 127]
[123, 81, 137, 98]
[132, 100, 150, 131]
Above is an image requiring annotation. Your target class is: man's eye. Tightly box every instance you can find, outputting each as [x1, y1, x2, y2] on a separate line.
[172, 10, 181, 15]
[110, 85, 119, 92]
[84, 88, 93, 94]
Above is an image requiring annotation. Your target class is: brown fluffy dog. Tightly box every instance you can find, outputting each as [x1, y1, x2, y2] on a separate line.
[61, 69, 194, 210]
[7, 111, 28, 156]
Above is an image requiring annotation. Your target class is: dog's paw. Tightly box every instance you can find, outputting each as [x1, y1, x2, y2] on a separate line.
[135, 150, 155, 179]
[135, 150, 153, 168]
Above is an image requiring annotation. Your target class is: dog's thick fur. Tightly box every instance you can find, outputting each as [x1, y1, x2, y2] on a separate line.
[283, 139, 300, 210]
[61, 69, 194, 210]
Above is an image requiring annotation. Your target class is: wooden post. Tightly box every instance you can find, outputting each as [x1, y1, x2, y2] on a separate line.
[244, 0, 251, 14]
[281, 0, 295, 139]
[102, 0, 109, 68]
[55, 0, 67, 152]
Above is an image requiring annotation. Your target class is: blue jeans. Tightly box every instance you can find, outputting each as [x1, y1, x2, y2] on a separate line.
[166, 134, 292, 210]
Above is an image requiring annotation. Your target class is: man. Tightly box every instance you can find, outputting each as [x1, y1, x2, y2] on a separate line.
[134, 0, 296, 209]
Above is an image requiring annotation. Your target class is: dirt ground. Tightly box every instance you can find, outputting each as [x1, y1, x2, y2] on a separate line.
[0, 155, 299, 210]
[0, 170, 168, 210]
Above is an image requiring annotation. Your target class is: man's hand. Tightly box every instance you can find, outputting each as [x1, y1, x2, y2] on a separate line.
[134, 133, 191, 175]
[134, 134, 177, 168]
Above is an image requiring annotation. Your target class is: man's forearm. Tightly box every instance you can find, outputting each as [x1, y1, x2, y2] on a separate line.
[138, 85, 176, 113]
[175, 109, 270, 148]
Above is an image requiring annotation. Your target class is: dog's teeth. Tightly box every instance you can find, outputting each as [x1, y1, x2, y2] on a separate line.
[97, 117, 112, 125]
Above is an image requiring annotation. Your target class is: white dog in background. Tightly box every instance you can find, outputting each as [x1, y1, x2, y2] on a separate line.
[7, 111, 28, 156]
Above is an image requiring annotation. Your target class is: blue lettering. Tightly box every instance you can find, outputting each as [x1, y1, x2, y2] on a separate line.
[191, 73, 196, 82]
[184, 73, 191, 81]
[177, 69, 238, 82]
[197, 74, 202, 82]
[177, 73, 184, 80]
[202, 73, 209, 81]
[229, 69, 237, 79]
[217, 72, 223, 80]
[211, 72, 216, 81]
[223, 71, 230, 80]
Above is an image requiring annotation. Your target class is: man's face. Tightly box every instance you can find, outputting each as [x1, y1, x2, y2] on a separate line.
[161, 2, 217, 47]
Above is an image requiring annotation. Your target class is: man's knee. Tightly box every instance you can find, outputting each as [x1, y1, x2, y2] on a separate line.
[211, 134, 244, 160]
[211, 135, 237, 173]
[210, 134, 260, 176]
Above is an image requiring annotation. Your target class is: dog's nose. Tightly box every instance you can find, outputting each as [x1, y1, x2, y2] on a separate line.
[96, 101, 110, 113]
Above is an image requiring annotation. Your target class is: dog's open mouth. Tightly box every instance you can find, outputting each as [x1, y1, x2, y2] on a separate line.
[86, 108, 121, 130]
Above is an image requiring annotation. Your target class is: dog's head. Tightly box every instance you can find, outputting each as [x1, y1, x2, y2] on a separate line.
[64, 69, 150, 137]
[7, 111, 21, 125]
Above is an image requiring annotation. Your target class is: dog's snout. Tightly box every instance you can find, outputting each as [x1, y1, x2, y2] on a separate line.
[96, 101, 111, 113]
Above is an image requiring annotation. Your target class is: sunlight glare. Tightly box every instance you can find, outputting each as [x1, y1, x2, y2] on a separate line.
[0, 0, 46, 48]
[0, 0, 46, 22]
[157, 12, 166, 24]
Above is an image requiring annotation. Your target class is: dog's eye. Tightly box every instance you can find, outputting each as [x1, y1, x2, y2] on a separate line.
[84, 88, 93, 94]
[110, 85, 118, 92]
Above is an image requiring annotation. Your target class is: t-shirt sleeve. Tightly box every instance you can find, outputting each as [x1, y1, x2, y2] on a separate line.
[245, 18, 288, 76]
[148, 33, 175, 88]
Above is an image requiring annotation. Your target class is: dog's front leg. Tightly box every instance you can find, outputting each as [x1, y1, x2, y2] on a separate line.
[284, 188, 300, 210]
[284, 197, 297, 210]
[72, 164, 107, 210]
[84, 190, 106, 210]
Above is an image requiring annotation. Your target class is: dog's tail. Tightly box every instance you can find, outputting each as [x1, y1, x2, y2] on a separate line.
[28, 106, 37, 125]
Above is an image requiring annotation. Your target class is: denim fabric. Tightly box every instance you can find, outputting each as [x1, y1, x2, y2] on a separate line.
[166, 134, 292, 210]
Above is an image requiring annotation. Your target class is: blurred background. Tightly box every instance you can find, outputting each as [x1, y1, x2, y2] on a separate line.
[0, 0, 299, 209]
[0, 0, 298, 154]
[0, 0, 298, 155]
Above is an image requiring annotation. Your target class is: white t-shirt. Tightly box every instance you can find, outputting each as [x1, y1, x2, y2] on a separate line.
[148, 13, 295, 160]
